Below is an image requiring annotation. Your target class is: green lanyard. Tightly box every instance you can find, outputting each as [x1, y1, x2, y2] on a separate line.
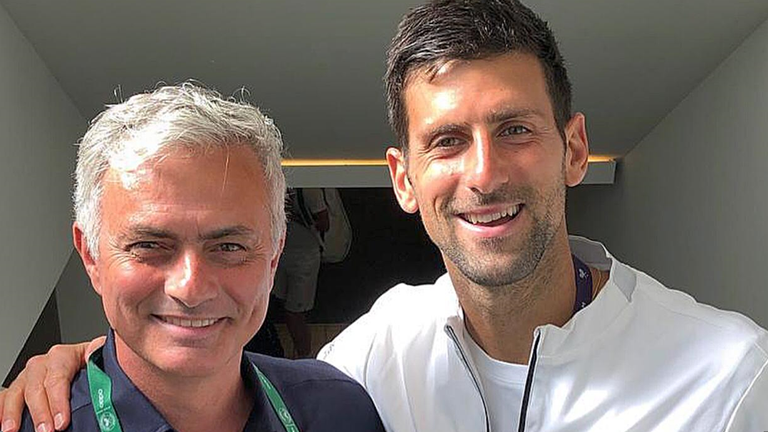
[86, 349, 299, 432]
[253, 365, 300, 432]
[86, 350, 123, 432]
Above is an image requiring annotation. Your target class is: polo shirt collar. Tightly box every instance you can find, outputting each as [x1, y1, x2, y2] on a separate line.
[101, 330, 284, 432]
[241, 354, 286, 432]
[102, 330, 172, 432]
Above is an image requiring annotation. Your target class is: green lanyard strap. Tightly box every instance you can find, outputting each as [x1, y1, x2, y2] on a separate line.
[86, 350, 124, 432]
[87, 348, 297, 432]
[253, 365, 301, 432]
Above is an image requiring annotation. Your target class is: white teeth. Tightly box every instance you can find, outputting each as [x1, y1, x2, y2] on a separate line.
[464, 205, 520, 225]
[159, 316, 219, 328]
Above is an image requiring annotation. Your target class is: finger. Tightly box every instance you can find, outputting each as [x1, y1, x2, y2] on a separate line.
[44, 344, 87, 432]
[25, 390, 53, 432]
[84, 336, 106, 360]
[3, 370, 34, 432]
[1, 385, 22, 432]
[21, 357, 55, 432]
[49, 338, 105, 430]
[0, 389, 6, 427]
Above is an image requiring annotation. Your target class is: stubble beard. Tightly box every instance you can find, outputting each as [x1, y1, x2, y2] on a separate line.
[434, 180, 566, 289]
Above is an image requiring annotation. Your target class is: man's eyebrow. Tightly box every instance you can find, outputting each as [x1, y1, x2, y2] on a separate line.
[422, 123, 470, 142]
[421, 108, 545, 142]
[200, 226, 257, 241]
[120, 227, 178, 241]
[485, 108, 543, 124]
[119, 226, 257, 241]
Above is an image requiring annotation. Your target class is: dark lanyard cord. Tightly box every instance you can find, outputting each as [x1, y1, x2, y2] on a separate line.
[520, 255, 595, 432]
[572, 254, 594, 313]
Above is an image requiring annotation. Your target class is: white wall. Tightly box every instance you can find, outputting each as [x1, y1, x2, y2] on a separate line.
[568, 18, 768, 328]
[0, 5, 85, 379]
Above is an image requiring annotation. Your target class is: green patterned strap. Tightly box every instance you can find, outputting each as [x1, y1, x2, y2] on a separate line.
[254, 365, 300, 432]
[87, 349, 297, 432]
[86, 349, 124, 432]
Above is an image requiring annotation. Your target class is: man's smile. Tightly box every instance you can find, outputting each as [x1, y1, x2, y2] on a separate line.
[154, 315, 224, 328]
[453, 203, 526, 239]
[457, 204, 523, 226]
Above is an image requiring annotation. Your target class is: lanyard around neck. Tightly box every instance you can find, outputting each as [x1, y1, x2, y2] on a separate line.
[253, 365, 301, 432]
[86, 349, 123, 432]
[86, 348, 300, 432]
[572, 254, 594, 313]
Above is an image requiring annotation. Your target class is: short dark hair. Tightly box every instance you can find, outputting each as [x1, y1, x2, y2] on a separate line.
[385, 0, 572, 148]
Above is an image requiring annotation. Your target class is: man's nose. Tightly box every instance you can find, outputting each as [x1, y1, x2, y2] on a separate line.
[464, 133, 509, 194]
[164, 250, 217, 308]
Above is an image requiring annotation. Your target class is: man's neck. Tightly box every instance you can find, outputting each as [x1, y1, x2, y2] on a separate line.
[115, 339, 253, 432]
[449, 232, 576, 365]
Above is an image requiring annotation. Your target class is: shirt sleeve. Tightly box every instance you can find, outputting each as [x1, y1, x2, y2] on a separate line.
[726, 347, 768, 430]
[315, 282, 412, 388]
[316, 310, 378, 388]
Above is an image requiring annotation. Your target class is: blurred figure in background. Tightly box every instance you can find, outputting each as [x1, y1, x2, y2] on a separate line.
[272, 188, 328, 358]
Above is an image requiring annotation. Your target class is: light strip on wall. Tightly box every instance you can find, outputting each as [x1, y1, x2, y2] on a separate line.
[282, 155, 614, 167]
[586, 155, 616, 163]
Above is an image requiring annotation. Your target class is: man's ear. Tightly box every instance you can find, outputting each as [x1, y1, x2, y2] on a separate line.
[386, 146, 419, 214]
[73, 222, 102, 295]
[269, 235, 285, 278]
[265, 233, 285, 294]
[563, 112, 590, 187]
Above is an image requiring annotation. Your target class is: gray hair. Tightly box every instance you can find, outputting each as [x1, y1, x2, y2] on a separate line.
[74, 83, 286, 257]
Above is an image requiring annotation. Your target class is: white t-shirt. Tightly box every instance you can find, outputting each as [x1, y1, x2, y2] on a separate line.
[465, 332, 529, 432]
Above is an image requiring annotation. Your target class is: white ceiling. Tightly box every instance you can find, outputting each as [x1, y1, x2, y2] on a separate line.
[3, 0, 768, 159]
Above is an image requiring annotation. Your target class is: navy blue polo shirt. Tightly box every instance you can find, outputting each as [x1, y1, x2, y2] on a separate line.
[20, 331, 384, 432]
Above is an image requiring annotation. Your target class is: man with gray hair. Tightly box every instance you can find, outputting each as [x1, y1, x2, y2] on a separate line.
[11, 83, 384, 432]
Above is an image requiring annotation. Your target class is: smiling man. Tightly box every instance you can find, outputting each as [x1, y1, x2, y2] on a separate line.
[2, 1, 768, 432]
[318, 1, 768, 431]
[9, 84, 383, 432]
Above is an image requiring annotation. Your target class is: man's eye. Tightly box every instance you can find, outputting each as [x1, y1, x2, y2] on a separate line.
[127, 241, 169, 262]
[433, 136, 464, 148]
[500, 125, 531, 136]
[217, 243, 245, 252]
[211, 243, 249, 265]
[130, 241, 161, 250]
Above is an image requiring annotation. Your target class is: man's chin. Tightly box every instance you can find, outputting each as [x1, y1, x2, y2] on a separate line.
[148, 351, 233, 378]
[461, 265, 533, 288]
[130, 339, 240, 375]
[448, 251, 536, 288]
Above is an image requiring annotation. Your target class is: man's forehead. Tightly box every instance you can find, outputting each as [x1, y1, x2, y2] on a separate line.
[106, 143, 189, 191]
[403, 53, 552, 126]
[409, 57, 488, 87]
[98, 146, 269, 225]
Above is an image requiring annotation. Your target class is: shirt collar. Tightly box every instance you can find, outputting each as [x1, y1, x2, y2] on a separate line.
[101, 331, 284, 432]
[534, 236, 636, 358]
[102, 330, 173, 432]
[240, 352, 286, 432]
[443, 236, 636, 359]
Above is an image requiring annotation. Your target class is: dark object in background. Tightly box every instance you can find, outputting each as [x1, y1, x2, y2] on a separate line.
[311, 188, 444, 324]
